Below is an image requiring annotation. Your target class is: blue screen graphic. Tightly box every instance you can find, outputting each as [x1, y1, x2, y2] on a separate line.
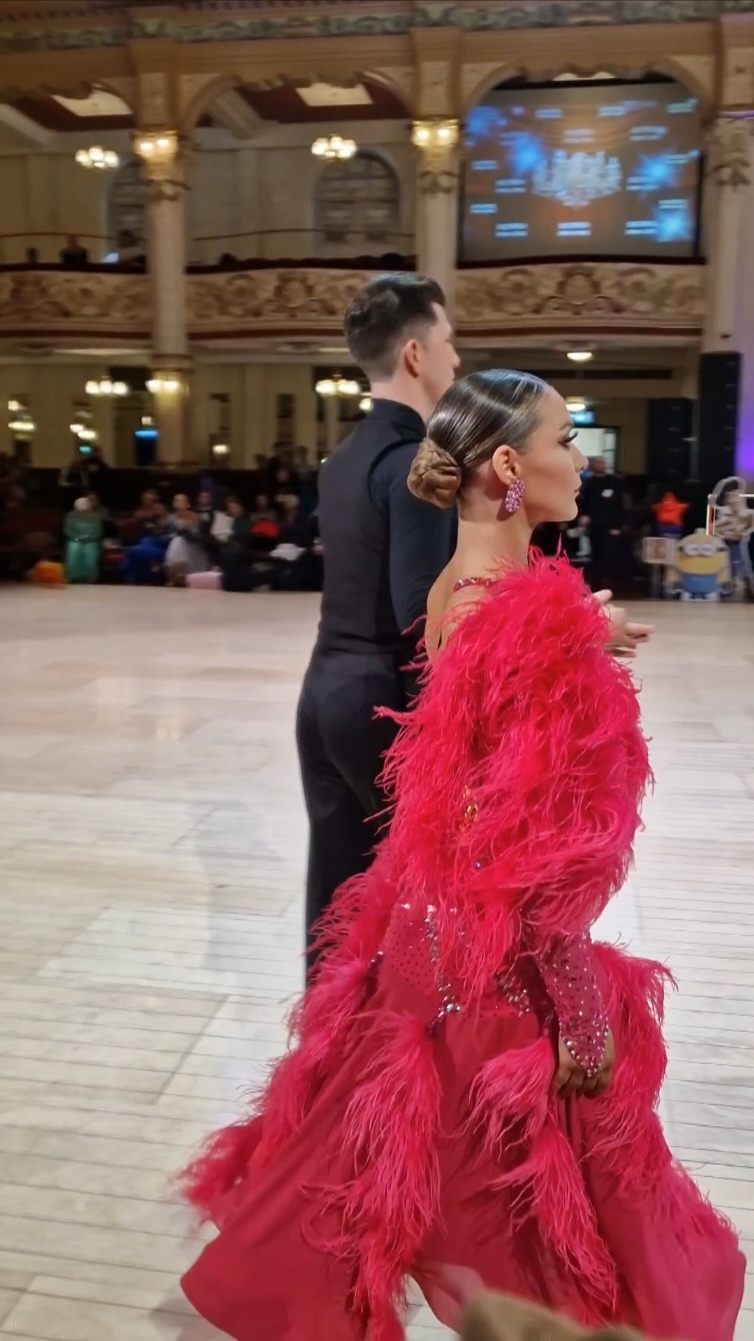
[463, 82, 701, 261]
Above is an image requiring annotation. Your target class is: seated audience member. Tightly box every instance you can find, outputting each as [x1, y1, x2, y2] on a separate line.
[272, 464, 300, 513]
[226, 495, 250, 539]
[60, 234, 89, 267]
[268, 503, 322, 592]
[165, 493, 210, 586]
[249, 494, 280, 552]
[86, 490, 117, 539]
[219, 498, 256, 592]
[122, 492, 170, 585]
[294, 446, 319, 515]
[64, 496, 102, 583]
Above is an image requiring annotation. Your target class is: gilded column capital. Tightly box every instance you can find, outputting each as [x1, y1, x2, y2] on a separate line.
[412, 119, 460, 194]
[706, 115, 753, 189]
[133, 130, 193, 198]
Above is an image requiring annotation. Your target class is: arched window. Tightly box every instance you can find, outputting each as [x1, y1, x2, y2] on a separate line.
[108, 159, 147, 251]
[315, 151, 400, 250]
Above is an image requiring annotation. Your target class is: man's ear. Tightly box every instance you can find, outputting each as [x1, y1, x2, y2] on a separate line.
[403, 337, 421, 379]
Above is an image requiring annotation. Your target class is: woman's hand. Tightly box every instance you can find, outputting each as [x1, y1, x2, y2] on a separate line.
[554, 1030, 614, 1100]
[595, 590, 653, 660]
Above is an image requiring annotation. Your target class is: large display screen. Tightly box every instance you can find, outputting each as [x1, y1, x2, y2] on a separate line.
[462, 82, 701, 262]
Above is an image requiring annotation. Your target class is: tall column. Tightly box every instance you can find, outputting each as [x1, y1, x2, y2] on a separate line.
[703, 116, 754, 480]
[703, 117, 752, 352]
[136, 131, 191, 466]
[411, 120, 460, 316]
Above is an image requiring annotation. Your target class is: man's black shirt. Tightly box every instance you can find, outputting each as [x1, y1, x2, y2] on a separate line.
[314, 398, 455, 662]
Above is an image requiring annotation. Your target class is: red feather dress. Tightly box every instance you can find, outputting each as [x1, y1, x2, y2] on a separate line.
[179, 560, 744, 1341]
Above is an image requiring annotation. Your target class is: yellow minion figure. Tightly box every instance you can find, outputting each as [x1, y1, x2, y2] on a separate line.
[673, 529, 730, 601]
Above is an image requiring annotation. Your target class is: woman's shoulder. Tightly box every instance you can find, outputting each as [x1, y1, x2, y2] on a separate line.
[452, 557, 605, 658]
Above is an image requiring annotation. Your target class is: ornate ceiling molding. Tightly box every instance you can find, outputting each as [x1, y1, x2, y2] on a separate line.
[1, 1, 754, 53]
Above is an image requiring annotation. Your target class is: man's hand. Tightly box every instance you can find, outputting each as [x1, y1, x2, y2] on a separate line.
[595, 590, 654, 660]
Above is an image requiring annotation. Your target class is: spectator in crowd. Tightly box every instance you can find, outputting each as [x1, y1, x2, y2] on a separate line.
[25, 247, 40, 265]
[250, 492, 278, 525]
[294, 446, 319, 514]
[64, 495, 102, 583]
[58, 445, 112, 507]
[116, 229, 142, 266]
[165, 493, 209, 586]
[226, 495, 250, 539]
[219, 498, 256, 592]
[579, 455, 626, 591]
[122, 491, 170, 585]
[272, 464, 300, 513]
[60, 234, 89, 267]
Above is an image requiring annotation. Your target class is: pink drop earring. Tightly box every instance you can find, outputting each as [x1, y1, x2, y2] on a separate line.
[505, 478, 525, 515]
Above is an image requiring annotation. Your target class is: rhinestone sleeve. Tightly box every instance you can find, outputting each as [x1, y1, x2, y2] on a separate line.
[534, 933, 609, 1078]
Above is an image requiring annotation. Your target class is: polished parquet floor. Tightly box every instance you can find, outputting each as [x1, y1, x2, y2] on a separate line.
[0, 585, 752, 1341]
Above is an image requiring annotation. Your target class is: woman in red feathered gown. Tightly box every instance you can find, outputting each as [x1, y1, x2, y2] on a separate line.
[179, 371, 744, 1341]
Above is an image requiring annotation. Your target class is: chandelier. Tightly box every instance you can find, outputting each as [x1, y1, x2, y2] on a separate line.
[75, 146, 119, 170]
[311, 135, 357, 161]
[85, 378, 129, 396]
[315, 375, 361, 397]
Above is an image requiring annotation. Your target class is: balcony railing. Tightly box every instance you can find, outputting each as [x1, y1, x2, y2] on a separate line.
[0, 260, 706, 345]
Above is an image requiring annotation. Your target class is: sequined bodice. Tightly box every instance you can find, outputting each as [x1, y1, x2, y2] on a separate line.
[379, 898, 608, 1077]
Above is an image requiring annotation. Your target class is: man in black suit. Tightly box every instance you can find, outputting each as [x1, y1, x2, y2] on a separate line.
[297, 274, 459, 970]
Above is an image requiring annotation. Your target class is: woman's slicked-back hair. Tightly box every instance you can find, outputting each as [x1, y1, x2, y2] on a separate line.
[408, 369, 549, 508]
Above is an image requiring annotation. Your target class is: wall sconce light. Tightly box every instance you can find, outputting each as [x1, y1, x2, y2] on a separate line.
[147, 375, 181, 394]
[211, 442, 230, 457]
[70, 422, 98, 442]
[136, 132, 178, 164]
[8, 402, 35, 436]
[411, 119, 459, 150]
[566, 349, 594, 364]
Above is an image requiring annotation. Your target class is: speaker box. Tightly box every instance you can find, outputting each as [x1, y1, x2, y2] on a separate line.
[645, 398, 693, 485]
[697, 351, 741, 485]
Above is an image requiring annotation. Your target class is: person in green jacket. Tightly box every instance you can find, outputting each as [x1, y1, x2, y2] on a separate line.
[64, 495, 102, 583]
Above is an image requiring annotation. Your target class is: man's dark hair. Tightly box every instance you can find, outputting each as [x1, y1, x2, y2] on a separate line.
[344, 273, 445, 381]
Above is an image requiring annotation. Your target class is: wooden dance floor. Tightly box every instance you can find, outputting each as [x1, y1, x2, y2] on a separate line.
[0, 585, 752, 1340]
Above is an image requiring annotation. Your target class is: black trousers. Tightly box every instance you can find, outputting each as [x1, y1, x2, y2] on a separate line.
[296, 649, 406, 976]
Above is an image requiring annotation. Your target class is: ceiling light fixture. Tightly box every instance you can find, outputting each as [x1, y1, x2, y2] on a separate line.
[311, 135, 357, 161]
[85, 378, 129, 396]
[565, 398, 589, 414]
[315, 375, 361, 398]
[566, 349, 594, 364]
[75, 146, 119, 170]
